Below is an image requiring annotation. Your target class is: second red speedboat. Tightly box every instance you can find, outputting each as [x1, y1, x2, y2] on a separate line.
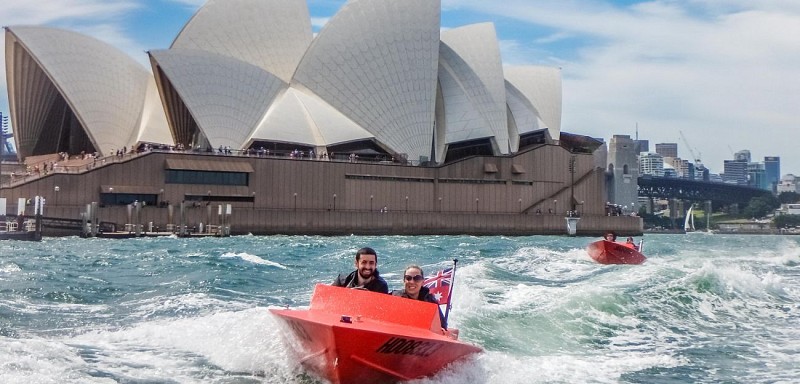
[587, 240, 647, 264]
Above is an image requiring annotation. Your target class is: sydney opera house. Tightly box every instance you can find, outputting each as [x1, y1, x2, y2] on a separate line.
[1, 0, 641, 235]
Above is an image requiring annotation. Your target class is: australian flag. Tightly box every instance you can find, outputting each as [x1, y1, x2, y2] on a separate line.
[424, 268, 453, 305]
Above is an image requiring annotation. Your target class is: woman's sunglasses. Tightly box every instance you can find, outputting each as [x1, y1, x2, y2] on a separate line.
[404, 274, 424, 282]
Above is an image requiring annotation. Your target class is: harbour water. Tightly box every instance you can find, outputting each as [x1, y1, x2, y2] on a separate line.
[1, 234, 798, 383]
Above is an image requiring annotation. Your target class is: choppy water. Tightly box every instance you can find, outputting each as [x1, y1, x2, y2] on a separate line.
[1, 234, 798, 383]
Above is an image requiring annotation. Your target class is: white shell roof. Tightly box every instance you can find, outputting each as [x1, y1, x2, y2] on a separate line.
[250, 87, 373, 147]
[438, 23, 509, 157]
[5, 2, 567, 164]
[136, 76, 174, 146]
[149, 49, 286, 150]
[504, 66, 562, 141]
[505, 79, 545, 151]
[6, 26, 151, 155]
[292, 0, 441, 162]
[172, 0, 313, 84]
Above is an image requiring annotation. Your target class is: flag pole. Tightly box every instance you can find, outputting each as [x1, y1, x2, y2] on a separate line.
[443, 258, 458, 326]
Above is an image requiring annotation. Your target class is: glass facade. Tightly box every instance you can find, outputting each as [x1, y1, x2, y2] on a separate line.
[764, 156, 780, 191]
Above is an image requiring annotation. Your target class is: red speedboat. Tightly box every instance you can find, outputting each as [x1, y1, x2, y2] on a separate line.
[587, 240, 646, 264]
[270, 284, 482, 384]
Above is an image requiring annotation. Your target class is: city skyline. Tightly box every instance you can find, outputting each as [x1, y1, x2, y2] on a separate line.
[642, 139, 784, 181]
[1, 0, 799, 173]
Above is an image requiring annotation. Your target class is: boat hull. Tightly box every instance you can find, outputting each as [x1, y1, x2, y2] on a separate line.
[587, 240, 646, 264]
[270, 284, 481, 384]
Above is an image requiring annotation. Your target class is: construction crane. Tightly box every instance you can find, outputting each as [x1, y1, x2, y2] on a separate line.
[679, 130, 702, 166]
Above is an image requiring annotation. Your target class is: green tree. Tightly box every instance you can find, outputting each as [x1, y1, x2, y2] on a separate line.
[778, 191, 800, 204]
[774, 214, 800, 228]
[641, 213, 674, 229]
[742, 195, 780, 218]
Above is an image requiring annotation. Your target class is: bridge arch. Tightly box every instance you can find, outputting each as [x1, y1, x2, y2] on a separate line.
[638, 176, 772, 206]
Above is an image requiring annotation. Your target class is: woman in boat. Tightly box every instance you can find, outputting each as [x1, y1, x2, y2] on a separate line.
[392, 265, 447, 329]
[624, 236, 640, 251]
[603, 231, 617, 242]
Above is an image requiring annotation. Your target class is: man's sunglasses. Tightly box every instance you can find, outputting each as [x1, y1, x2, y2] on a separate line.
[404, 274, 424, 282]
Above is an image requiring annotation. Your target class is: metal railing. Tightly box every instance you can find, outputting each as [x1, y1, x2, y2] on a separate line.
[1, 147, 424, 188]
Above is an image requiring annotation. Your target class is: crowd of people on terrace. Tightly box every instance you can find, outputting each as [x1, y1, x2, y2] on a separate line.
[6, 141, 408, 186]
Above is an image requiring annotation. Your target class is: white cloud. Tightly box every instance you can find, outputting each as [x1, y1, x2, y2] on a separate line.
[0, 0, 137, 24]
[498, 39, 565, 67]
[534, 31, 573, 45]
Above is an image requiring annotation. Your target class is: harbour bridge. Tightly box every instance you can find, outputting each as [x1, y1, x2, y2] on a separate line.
[637, 175, 772, 206]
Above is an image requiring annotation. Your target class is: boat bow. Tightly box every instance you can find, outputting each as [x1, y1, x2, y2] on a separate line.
[270, 284, 481, 383]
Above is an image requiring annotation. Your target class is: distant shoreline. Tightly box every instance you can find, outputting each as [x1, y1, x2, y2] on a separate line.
[644, 229, 799, 235]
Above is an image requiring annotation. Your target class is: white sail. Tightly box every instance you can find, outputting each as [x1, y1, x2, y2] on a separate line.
[684, 205, 695, 232]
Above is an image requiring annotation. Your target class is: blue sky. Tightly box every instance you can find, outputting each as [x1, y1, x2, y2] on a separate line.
[2, 0, 799, 174]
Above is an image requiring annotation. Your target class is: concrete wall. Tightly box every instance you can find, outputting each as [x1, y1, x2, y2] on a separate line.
[39, 204, 643, 236]
[2, 143, 643, 236]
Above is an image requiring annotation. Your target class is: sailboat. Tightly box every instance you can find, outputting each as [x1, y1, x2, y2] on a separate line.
[684, 205, 695, 233]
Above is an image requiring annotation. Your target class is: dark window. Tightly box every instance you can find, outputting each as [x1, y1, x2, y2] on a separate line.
[518, 130, 548, 149]
[101, 193, 157, 206]
[184, 194, 254, 203]
[444, 138, 494, 163]
[165, 170, 248, 186]
[439, 178, 507, 185]
[345, 174, 434, 183]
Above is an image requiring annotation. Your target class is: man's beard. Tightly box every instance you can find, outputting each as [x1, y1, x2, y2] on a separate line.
[358, 268, 374, 280]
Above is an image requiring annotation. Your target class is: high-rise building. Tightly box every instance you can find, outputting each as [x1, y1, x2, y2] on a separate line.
[634, 139, 649, 154]
[639, 152, 664, 177]
[676, 158, 691, 179]
[686, 162, 696, 181]
[748, 162, 769, 190]
[723, 160, 748, 185]
[607, 135, 639, 210]
[734, 150, 751, 163]
[694, 164, 710, 181]
[655, 143, 678, 158]
[777, 174, 797, 194]
[764, 156, 780, 192]
[664, 157, 692, 179]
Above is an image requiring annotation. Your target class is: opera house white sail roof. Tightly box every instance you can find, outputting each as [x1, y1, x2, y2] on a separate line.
[4, 0, 563, 165]
[438, 23, 510, 162]
[5, 26, 170, 158]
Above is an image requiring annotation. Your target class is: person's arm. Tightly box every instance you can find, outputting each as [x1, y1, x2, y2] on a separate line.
[424, 293, 447, 329]
[332, 273, 347, 287]
[374, 277, 389, 294]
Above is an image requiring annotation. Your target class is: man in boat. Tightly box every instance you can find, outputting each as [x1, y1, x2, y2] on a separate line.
[332, 247, 389, 293]
[391, 265, 447, 330]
